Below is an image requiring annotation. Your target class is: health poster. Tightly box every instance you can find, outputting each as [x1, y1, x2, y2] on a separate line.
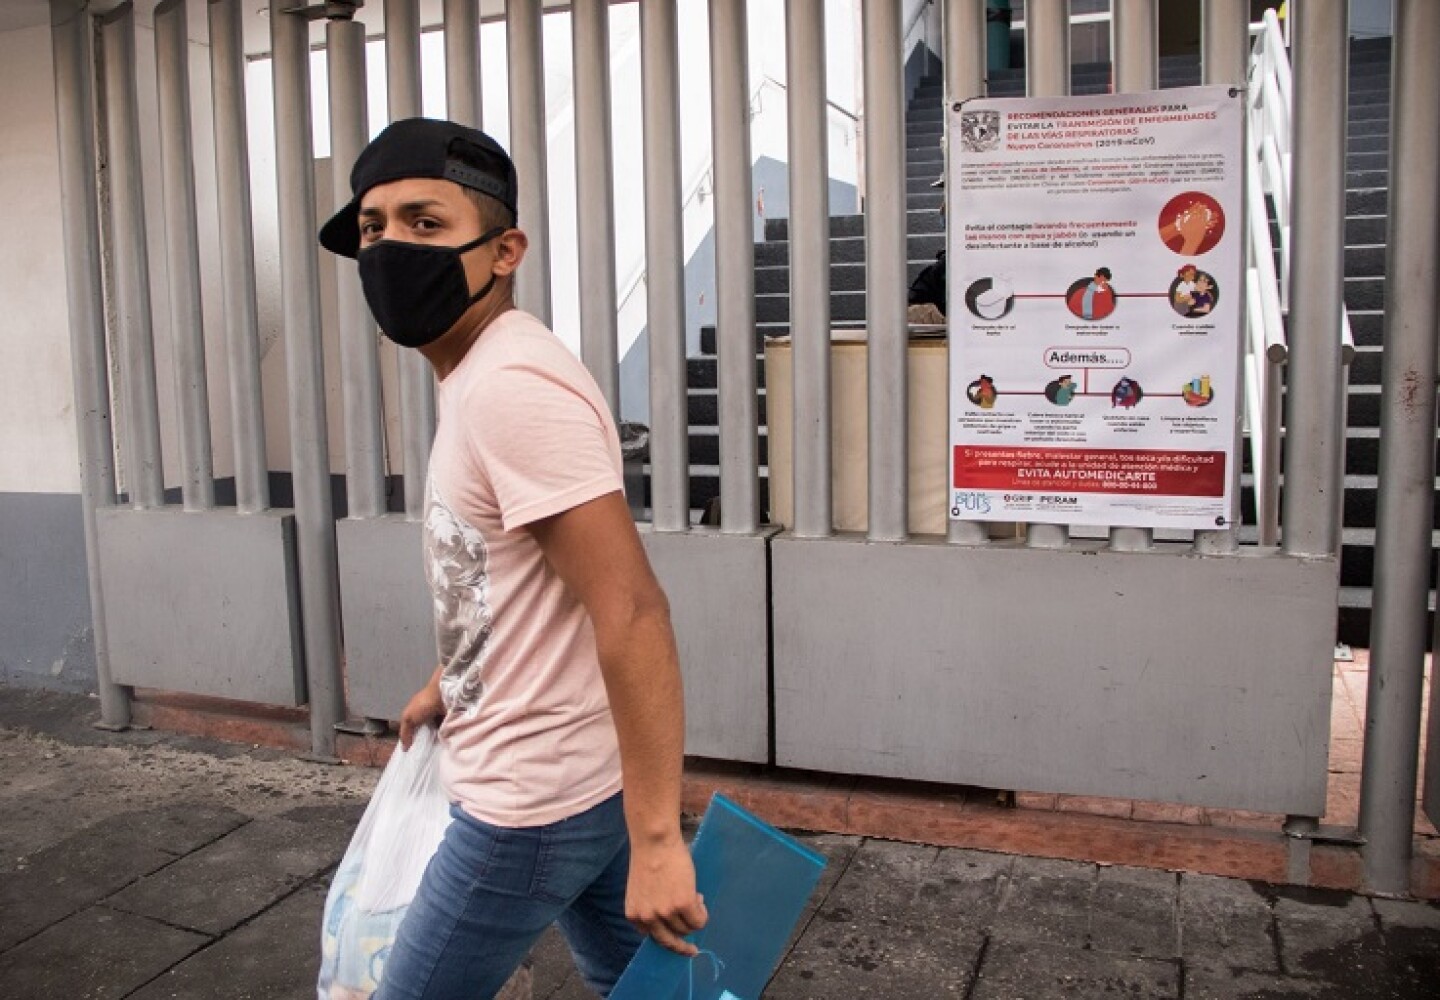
[947, 85, 1244, 530]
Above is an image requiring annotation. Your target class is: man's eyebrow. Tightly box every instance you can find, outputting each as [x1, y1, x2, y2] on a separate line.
[358, 199, 446, 217]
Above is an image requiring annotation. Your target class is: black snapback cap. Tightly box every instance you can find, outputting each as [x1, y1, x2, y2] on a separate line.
[318, 117, 519, 259]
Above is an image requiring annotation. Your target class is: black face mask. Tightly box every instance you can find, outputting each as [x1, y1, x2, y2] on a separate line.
[357, 226, 507, 348]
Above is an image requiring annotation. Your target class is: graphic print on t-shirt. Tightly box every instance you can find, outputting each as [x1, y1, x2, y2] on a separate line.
[424, 478, 493, 717]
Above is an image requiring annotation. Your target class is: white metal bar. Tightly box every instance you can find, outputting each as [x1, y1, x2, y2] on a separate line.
[1023, 0, 1068, 548]
[1281, 0, 1348, 558]
[51, 0, 132, 728]
[271, 0, 346, 756]
[444, 0, 482, 127]
[640, 0, 688, 532]
[1359, 0, 1440, 896]
[329, 16, 387, 520]
[508, 0, 553, 326]
[864, 0, 907, 542]
[787, 0, 831, 539]
[944, 0, 989, 546]
[385, 0, 435, 520]
[100, 4, 165, 510]
[1112, 0, 1158, 93]
[208, 0, 268, 514]
[154, 0, 215, 512]
[573, 0, 621, 414]
[710, 0, 759, 534]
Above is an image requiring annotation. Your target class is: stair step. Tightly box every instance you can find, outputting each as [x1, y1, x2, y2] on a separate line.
[753, 233, 946, 267]
[686, 355, 766, 389]
[687, 426, 770, 466]
[754, 260, 929, 295]
[686, 386, 767, 427]
[766, 211, 944, 241]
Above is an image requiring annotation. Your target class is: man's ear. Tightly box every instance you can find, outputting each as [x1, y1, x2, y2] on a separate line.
[491, 229, 529, 277]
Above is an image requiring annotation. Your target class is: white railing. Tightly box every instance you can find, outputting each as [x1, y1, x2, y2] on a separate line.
[1244, 8, 1355, 546]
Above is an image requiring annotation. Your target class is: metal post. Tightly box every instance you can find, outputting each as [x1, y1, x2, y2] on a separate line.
[640, 0, 688, 532]
[272, 0, 347, 758]
[573, 0, 621, 413]
[1108, 0, 1159, 552]
[208, 0, 269, 514]
[1025, 0, 1070, 98]
[864, 0, 907, 542]
[1201, 0, 1250, 90]
[155, 0, 215, 513]
[51, 0, 131, 729]
[99, 4, 164, 510]
[944, 0, 989, 546]
[1112, 0, 1158, 93]
[508, 0, 553, 326]
[787, 0, 831, 539]
[330, 15, 386, 519]
[1193, 0, 1249, 555]
[444, 0, 482, 127]
[1358, 0, 1440, 897]
[385, 0, 435, 520]
[710, 0, 759, 534]
[1281, 0, 1348, 558]
[1022, 0, 1068, 549]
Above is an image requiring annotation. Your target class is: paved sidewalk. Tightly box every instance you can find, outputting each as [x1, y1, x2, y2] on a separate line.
[1, 688, 1435, 999]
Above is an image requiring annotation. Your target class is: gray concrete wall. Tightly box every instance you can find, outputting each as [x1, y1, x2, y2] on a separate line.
[0, 493, 96, 693]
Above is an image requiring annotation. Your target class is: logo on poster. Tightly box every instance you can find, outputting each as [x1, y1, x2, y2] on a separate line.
[952, 491, 992, 515]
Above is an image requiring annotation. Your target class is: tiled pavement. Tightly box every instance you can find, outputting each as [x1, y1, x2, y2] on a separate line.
[2, 686, 1437, 999]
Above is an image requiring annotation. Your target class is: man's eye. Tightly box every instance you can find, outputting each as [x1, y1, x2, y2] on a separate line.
[414, 218, 440, 232]
[359, 221, 381, 238]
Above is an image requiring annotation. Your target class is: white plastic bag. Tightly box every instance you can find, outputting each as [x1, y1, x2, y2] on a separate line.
[318, 726, 452, 1000]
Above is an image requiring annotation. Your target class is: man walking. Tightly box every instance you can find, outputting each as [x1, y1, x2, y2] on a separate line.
[319, 118, 705, 999]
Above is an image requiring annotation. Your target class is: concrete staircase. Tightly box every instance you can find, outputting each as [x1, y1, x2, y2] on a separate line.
[672, 39, 1410, 645]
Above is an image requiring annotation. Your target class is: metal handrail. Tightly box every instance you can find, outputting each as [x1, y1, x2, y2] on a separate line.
[1244, 7, 1355, 546]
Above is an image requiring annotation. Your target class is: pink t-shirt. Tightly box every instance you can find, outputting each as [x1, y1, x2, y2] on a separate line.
[425, 309, 624, 828]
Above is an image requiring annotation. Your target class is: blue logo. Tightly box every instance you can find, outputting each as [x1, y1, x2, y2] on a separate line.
[951, 491, 992, 515]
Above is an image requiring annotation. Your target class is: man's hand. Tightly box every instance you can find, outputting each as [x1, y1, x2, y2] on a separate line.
[625, 839, 708, 956]
[399, 666, 445, 750]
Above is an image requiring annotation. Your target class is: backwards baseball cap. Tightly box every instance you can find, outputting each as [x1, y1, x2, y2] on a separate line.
[318, 117, 519, 259]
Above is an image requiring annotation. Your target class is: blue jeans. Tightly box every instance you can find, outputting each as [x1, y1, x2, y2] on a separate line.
[375, 792, 643, 1000]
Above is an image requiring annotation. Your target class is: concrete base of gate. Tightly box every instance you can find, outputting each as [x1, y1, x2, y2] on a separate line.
[95, 507, 304, 705]
[772, 534, 1338, 816]
[640, 526, 777, 764]
[334, 515, 434, 722]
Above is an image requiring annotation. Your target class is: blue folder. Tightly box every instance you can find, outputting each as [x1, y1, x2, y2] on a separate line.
[610, 793, 827, 1000]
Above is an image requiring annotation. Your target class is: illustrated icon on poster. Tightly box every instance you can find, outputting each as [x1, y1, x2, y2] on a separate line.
[959, 110, 1002, 152]
[1182, 376, 1214, 407]
[964, 277, 1015, 320]
[1159, 192, 1225, 255]
[1044, 374, 1078, 406]
[1065, 268, 1117, 321]
[1170, 265, 1220, 317]
[966, 374, 999, 409]
[1111, 377, 1144, 408]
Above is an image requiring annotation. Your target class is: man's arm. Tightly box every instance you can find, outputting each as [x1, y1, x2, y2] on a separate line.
[528, 491, 707, 956]
[398, 665, 444, 750]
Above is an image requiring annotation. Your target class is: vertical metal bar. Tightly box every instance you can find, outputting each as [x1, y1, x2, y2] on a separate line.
[573, 0, 621, 413]
[444, 0, 482, 127]
[386, 0, 434, 520]
[51, 0, 131, 729]
[1112, 0, 1158, 93]
[1193, 0, 1250, 556]
[787, 0, 831, 539]
[99, 4, 164, 510]
[944, 0, 989, 546]
[272, 0, 346, 758]
[1281, 0, 1348, 558]
[330, 16, 386, 520]
[1023, 0, 1068, 549]
[208, 0, 269, 514]
[640, 0, 688, 532]
[154, 0, 215, 512]
[710, 0, 759, 534]
[1358, 0, 1440, 897]
[1202, 0, 1250, 88]
[1109, 0, 1158, 552]
[864, 0, 907, 542]
[508, 0, 553, 326]
[1025, 0, 1070, 98]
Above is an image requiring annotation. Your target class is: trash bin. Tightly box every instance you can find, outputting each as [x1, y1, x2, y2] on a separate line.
[987, 0, 1013, 73]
